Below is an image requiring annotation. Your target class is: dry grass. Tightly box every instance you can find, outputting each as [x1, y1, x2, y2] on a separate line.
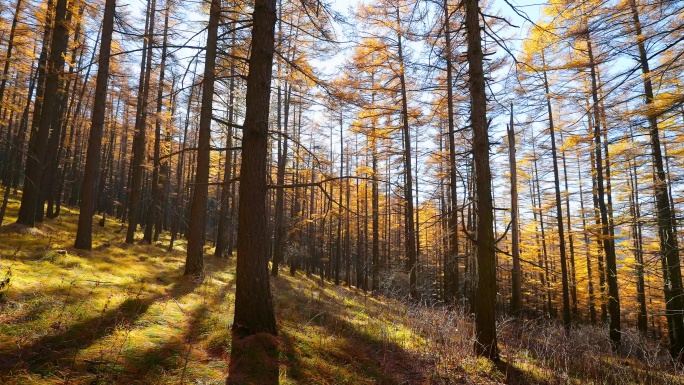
[0, 193, 682, 384]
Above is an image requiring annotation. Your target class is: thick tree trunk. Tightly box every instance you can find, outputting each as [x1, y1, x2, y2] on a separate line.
[16, 0, 68, 226]
[232, 0, 278, 336]
[74, 0, 116, 249]
[464, 0, 497, 360]
[36, 3, 75, 221]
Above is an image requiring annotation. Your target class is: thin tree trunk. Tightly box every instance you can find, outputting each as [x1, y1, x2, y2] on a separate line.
[271, 84, 291, 276]
[371, 86, 380, 292]
[0, 63, 35, 225]
[0, 0, 23, 120]
[394, 6, 417, 300]
[586, 36, 621, 348]
[185, 0, 220, 277]
[125, 0, 155, 243]
[559, 130, 578, 316]
[507, 104, 521, 316]
[144, 1, 170, 243]
[533, 142, 554, 318]
[627, 141, 648, 335]
[629, 0, 684, 358]
[577, 152, 597, 324]
[541, 57, 571, 329]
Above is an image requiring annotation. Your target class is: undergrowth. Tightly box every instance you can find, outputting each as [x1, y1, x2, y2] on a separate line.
[0, 194, 682, 384]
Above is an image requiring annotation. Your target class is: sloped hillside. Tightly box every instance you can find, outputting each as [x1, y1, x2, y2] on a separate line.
[0, 197, 682, 384]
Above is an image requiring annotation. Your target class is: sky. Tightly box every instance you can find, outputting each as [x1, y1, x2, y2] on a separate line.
[114, 0, 549, 210]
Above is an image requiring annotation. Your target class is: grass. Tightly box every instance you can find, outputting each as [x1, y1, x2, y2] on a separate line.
[0, 193, 682, 384]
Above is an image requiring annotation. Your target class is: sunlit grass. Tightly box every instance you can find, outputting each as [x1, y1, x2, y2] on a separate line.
[1, 193, 683, 384]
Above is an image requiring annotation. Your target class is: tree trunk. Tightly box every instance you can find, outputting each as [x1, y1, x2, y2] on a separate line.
[215, 24, 237, 258]
[394, 6, 417, 300]
[0, 0, 22, 120]
[144, 2, 170, 243]
[0, 63, 35, 226]
[586, 36, 621, 349]
[125, 0, 155, 243]
[232, 0, 278, 336]
[507, 104, 521, 316]
[576, 152, 597, 324]
[629, 0, 684, 359]
[271, 84, 291, 276]
[532, 143, 554, 318]
[371, 87, 380, 292]
[185, 0, 220, 277]
[74, 0, 116, 249]
[541, 57, 571, 329]
[464, 0, 497, 360]
[559, 130, 578, 316]
[16, 0, 68, 226]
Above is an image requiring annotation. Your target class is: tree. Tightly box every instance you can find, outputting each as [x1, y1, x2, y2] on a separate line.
[125, 0, 156, 243]
[628, 0, 684, 360]
[16, 0, 70, 226]
[144, 0, 171, 244]
[232, 0, 278, 336]
[185, 0, 221, 277]
[464, 0, 497, 360]
[74, 0, 117, 250]
[507, 105, 522, 316]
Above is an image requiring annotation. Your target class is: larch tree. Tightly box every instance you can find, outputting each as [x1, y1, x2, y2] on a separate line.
[232, 0, 278, 336]
[74, 0, 117, 250]
[463, 0, 498, 360]
[184, 0, 221, 277]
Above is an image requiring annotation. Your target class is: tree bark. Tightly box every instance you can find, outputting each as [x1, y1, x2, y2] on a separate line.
[144, 1, 170, 243]
[215, 23, 237, 258]
[464, 0, 497, 360]
[586, 36, 621, 349]
[394, 6, 417, 300]
[541, 57, 571, 329]
[576, 152, 597, 324]
[74, 0, 117, 249]
[185, 0, 220, 277]
[271, 84, 291, 276]
[16, 0, 68, 226]
[507, 104, 521, 316]
[232, 0, 278, 336]
[629, 0, 684, 359]
[125, 0, 155, 243]
[0, 0, 22, 121]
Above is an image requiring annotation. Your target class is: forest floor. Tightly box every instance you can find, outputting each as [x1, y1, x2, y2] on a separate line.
[0, 194, 683, 384]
